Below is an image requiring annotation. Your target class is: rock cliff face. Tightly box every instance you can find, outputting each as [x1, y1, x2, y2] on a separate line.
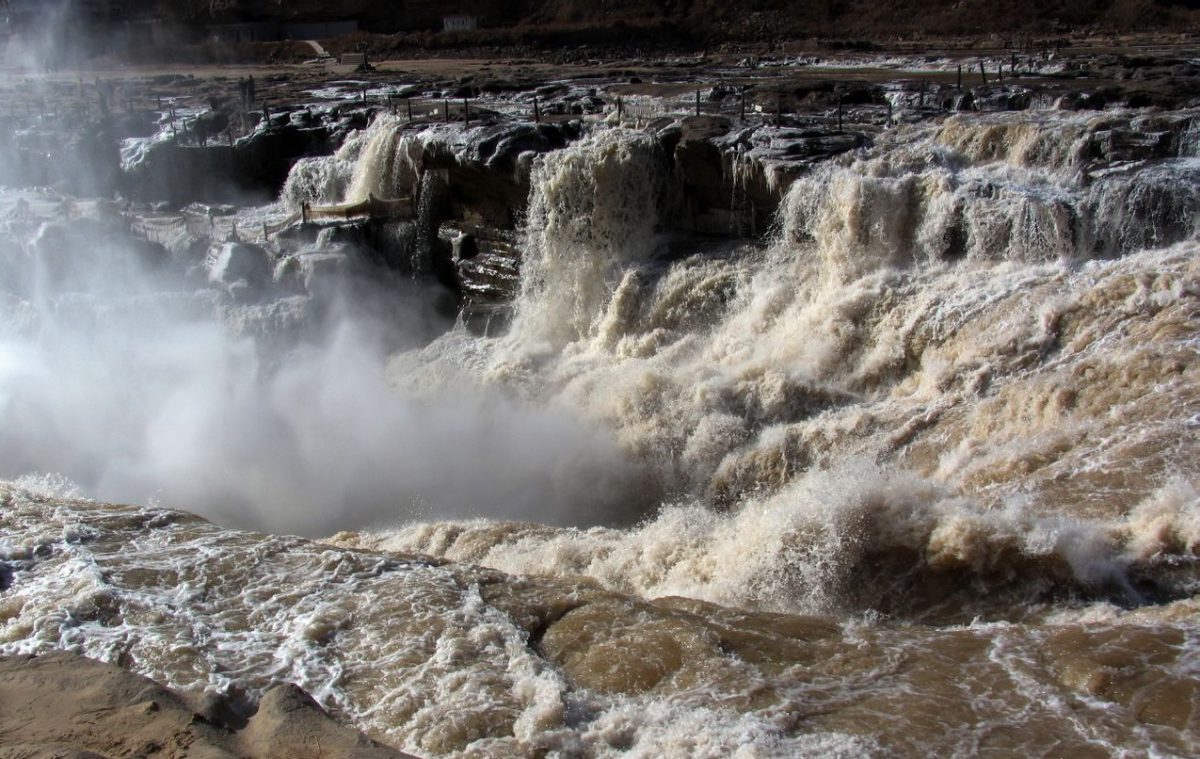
[125, 121, 338, 206]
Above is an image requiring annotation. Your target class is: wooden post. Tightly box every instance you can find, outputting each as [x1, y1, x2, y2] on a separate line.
[979, 61, 988, 85]
[886, 99, 893, 126]
[407, 98, 413, 120]
[957, 64, 962, 90]
[443, 99, 449, 122]
[695, 89, 701, 116]
[919, 80, 926, 108]
[997, 62, 1003, 81]
[463, 98, 469, 123]
[533, 96, 540, 123]
[837, 94, 843, 131]
[1011, 52, 1017, 75]
[740, 92, 746, 121]
[776, 95, 782, 127]
[301, 202, 310, 225]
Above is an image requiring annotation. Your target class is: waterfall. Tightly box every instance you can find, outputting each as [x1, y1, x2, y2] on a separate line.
[509, 129, 664, 348]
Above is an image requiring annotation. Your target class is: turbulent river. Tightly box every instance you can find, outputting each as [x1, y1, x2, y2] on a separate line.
[2, 105, 1200, 756]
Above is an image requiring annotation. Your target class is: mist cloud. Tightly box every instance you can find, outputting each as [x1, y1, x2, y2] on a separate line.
[0, 213, 644, 536]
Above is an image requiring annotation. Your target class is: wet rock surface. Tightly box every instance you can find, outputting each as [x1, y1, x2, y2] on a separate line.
[0, 650, 415, 759]
[4, 41, 1200, 206]
[438, 221, 522, 330]
[124, 118, 339, 206]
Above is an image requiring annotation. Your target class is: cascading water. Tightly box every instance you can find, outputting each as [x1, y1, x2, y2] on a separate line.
[3, 101, 1200, 758]
[509, 129, 663, 348]
[282, 114, 427, 210]
[376, 110, 1200, 631]
[343, 115, 427, 205]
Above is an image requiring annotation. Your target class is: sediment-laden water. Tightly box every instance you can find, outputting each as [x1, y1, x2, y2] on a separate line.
[2, 105, 1199, 756]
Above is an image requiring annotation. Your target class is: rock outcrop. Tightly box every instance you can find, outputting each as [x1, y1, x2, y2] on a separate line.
[0, 651, 416, 759]
[126, 118, 339, 206]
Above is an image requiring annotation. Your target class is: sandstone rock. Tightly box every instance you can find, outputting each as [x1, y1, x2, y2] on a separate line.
[239, 684, 404, 759]
[0, 651, 416, 759]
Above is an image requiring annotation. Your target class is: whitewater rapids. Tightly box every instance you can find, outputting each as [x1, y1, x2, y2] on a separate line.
[2, 107, 1200, 756]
